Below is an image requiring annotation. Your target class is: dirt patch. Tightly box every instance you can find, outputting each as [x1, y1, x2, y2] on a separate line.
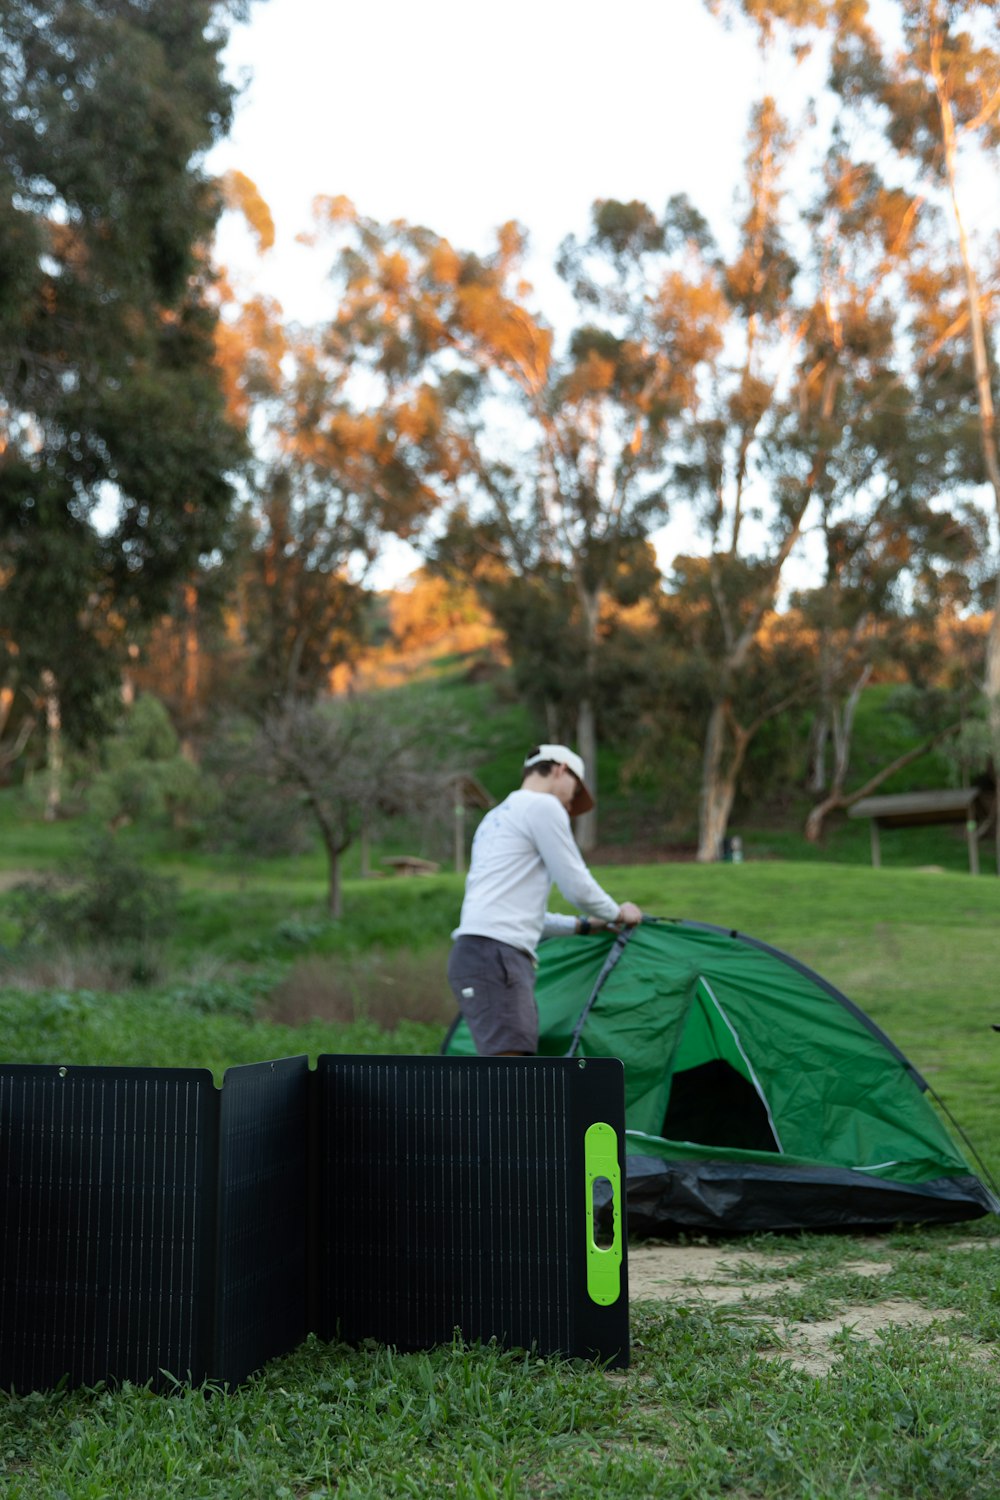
[678, 1279, 805, 1304]
[627, 1242, 964, 1376]
[628, 1242, 799, 1301]
[628, 1245, 890, 1303]
[760, 1302, 963, 1377]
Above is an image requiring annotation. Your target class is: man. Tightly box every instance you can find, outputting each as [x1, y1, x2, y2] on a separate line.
[448, 744, 643, 1055]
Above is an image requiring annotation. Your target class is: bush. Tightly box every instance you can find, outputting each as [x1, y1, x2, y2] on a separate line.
[164, 969, 277, 1019]
[86, 694, 209, 832]
[11, 835, 179, 957]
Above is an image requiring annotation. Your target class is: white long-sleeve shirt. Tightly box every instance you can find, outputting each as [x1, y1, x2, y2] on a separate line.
[451, 788, 621, 957]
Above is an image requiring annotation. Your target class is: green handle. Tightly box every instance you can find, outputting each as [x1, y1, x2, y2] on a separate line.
[584, 1121, 623, 1305]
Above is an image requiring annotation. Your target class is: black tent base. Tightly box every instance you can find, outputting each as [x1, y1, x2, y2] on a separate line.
[624, 1154, 1000, 1237]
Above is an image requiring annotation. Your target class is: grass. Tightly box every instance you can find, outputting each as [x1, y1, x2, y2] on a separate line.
[3, 856, 1000, 1173]
[2, 797, 1000, 1496]
[2, 1291, 998, 1497]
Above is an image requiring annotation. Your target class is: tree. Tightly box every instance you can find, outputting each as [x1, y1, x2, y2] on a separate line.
[827, 0, 1000, 863]
[781, 125, 987, 835]
[252, 693, 452, 919]
[234, 464, 370, 704]
[688, 0, 1000, 858]
[386, 569, 500, 661]
[86, 693, 205, 832]
[654, 94, 829, 859]
[714, 0, 1000, 855]
[0, 0, 251, 749]
[133, 167, 288, 735]
[206, 206, 460, 706]
[798, 493, 986, 838]
[304, 198, 717, 848]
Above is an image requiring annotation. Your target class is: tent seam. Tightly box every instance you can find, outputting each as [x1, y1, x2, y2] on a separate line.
[697, 976, 785, 1155]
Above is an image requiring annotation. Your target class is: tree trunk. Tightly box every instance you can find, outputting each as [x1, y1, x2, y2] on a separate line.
[575, 694, 598, 852]
[697, 701, 745, 861]
[41, 669, 62, 822]
[805, 721, 960, 842]
[807, 708, 829, 795]
[324, 838, 343, 920]
[831, 664, 870, 787]
[984, 573, 1000, 875]
[805, 664, 872, 842]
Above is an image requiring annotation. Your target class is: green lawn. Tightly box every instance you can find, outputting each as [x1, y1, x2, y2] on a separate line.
[1, 842, 999, 1497]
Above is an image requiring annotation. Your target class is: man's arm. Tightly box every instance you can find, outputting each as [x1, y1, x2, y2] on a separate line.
[532, 798, 642, 925]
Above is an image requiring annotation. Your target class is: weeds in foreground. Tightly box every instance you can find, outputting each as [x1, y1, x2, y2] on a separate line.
[1, 1280, 998, 1500]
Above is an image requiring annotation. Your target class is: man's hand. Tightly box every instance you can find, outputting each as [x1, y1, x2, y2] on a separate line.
[615, 902, 643, 926]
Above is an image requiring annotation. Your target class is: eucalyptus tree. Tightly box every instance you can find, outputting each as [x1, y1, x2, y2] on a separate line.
[299, 196, 718, 848]
[828, 0, 1000, 859]
[658, 94, 828, 859]
[789, 131, 985, 835]
[707, 0, 1000, 837]
[0, 0, 251, 756]
[235, 461, 371, 704]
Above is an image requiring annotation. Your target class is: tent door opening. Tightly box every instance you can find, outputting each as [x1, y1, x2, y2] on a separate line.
[661, 978, 782, 1154]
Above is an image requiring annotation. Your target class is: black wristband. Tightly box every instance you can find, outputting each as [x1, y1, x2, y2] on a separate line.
[579, 918, 591, 935]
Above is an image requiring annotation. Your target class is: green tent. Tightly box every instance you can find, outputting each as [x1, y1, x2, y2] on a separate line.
[443, 920, 999, 1233]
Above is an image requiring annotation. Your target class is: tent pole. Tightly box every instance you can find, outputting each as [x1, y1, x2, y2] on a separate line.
[565, 928, 637, 1057]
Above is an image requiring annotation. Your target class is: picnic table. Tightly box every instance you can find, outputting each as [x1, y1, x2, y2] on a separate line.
[381, 855, 441, 877]
[848, 788, 985, 874]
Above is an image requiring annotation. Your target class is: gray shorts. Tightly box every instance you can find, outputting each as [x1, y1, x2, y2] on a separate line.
[447, 935, 538, 1055]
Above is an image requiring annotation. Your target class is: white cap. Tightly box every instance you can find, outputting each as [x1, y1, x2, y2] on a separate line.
[523, 744, 595, 817]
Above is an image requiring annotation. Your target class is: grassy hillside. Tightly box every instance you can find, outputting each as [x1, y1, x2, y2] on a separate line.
[0, 654, 987, 875]
[335, 663, 991, 873]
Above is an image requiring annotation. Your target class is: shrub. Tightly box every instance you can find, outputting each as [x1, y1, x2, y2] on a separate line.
[86, 694, 208, 832]
[164, 969, 277, 1019]
[11, 835, 179, 955]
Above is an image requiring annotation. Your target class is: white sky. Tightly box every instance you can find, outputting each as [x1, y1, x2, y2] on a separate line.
[204, 1, 832, 586]
[209, 0, 793, 315]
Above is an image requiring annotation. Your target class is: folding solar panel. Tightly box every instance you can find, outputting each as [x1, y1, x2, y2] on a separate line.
[0, 1053, 629, 1389]
[0, 1064, 218, 1392]
[214, 1056, 311, 1387]
[314, 1056, 629, 1368]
